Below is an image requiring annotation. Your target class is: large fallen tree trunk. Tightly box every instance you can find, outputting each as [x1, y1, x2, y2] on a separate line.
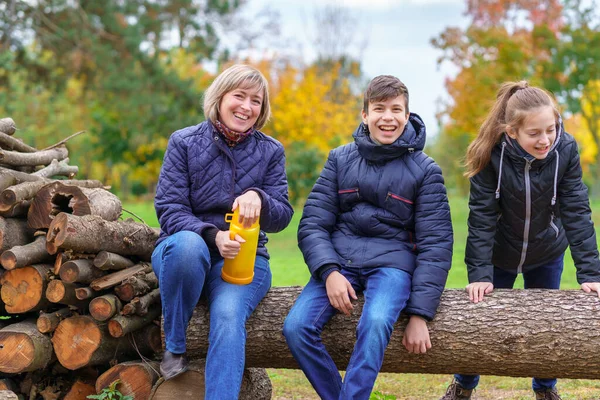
[185, 287, 600, 379]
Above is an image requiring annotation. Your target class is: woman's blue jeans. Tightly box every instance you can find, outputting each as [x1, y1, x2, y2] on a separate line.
[455, 254, 564, 392]
[152, 231, 271, 400]
[283, 267, 412, 400]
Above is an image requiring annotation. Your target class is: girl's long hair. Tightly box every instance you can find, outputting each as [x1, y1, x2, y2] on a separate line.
[464, 81, 559, 177]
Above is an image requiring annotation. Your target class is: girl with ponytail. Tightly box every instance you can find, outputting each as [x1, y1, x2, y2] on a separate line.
[441, 82, 600, 400]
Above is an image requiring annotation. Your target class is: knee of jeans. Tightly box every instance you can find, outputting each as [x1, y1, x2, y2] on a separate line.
[165, 231, 210, 264]
[283, 313, 314, 345]
[358, 312, 395, 337]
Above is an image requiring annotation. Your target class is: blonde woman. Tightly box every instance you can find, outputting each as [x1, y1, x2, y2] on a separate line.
[152, 64, 293, 398]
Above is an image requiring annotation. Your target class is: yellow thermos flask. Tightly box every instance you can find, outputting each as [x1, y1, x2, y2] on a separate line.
[221, 208, 260, 285]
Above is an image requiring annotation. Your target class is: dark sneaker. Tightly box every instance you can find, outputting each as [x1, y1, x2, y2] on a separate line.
[160, 350, 188, 380]
[440, 380, 473, 400]
[535, 387, 562, 400]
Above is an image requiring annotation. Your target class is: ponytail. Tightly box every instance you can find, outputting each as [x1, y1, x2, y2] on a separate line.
[464, 81, 558, 178]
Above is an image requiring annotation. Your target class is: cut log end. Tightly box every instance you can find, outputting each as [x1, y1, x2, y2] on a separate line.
[0, 332, 35, 373]
[45, 280, 66, 303]
[0, 251, 16, 270]
[107, 320, 124, 338]
[52, 316, 102, 370]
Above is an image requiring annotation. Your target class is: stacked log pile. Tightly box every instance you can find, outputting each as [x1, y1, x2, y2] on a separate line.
[0, 118, 163, 399]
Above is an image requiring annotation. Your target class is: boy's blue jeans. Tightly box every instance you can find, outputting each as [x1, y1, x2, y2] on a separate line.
[283, 267, 412, 400]
[151, 231, 271, 400]
[455, 254, 564, 392]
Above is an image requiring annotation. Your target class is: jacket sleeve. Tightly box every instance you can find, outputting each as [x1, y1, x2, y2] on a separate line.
[558, 141, 600, 283]
[245, 143, 294, 233]
[155, 133, 215, 237]
[297, 150, 343, 279]
[403, 159, 453, 320]
[464, 162, 501, 283]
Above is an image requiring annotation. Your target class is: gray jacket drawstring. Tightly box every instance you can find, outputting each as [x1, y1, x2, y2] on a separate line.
[495, 141, 507, 199]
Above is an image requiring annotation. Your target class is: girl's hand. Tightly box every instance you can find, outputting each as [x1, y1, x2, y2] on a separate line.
[402, 316, 432, 354]
[232, 191, 262, 228]
[215, 230, 245, 259]
[581, 282, 600, 298]
[466, 282, 494, 303]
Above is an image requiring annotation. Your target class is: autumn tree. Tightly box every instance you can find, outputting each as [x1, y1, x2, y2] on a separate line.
[540, 0, 600, 195]
[431, 0, 564, 192]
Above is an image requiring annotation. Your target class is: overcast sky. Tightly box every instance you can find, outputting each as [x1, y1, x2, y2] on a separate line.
[244, 0, 469, 137]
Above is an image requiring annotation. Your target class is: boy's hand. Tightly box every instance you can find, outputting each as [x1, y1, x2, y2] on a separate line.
[466, 282, 494, 303]
[215, 230, 245, 259]
[232, 190, 262, 228]
[581, 282, 600, 297]
[402, 316, 431, 354]
[325, 271, 357, 316]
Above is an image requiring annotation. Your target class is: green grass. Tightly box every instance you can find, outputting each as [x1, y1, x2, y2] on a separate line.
[126, 198, 600, 399]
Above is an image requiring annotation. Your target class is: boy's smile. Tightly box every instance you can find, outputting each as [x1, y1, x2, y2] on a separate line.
[362, 95, 409, 145]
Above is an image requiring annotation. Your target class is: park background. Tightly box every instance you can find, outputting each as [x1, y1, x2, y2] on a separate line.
[1, 0, 600, 398]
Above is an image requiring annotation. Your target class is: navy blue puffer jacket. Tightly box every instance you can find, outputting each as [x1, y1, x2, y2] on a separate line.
[155, 121, 294, 258]
[298, 114, 453, 320]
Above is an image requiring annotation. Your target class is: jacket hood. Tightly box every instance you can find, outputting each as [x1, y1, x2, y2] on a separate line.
[353, 113, 426, 162]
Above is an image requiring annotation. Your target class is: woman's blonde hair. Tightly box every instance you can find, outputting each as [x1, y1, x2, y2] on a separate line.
[203, 64, 271, 130]
[464, 81, 559, 177]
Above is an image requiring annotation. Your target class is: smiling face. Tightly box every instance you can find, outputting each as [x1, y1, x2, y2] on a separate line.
[218, 85, 264, 132]
[361, 95, 410, 145]
[506, 105, 557, 160]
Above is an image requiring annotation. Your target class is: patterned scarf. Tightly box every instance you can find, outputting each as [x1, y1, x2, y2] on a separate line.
[214, 120, 253, 147]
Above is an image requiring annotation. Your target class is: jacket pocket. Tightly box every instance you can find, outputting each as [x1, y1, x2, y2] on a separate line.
[384, 191, 414, 222]
[338, 188, 360, 211]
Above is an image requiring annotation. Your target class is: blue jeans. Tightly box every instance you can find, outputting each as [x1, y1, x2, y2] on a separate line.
[152, 231, 271, 400]
[283, 267, 412, 400]
[455, 254, 564, 392]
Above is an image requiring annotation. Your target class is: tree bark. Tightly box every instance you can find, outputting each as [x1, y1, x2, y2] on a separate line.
[0, 235, 52, 270]
[114, 272, 158, 302]
[0, 118, 16, 136]
[183, 287, 600, 379]
[0, 131, 36, 152]
[52, 316, 161, 370]
[108, 307, 161, 338]
[32, 158, 78, 178]
[0, 217, 34, 252]
[0, 320, 54, 374]
[149, 359, 271, 400]
[93, 251, 135, 271]
[95, 361, 160, 399]
[122, 289, 161, 316]
[28, 182, 122, 230]
[89, 294, 122, 322]
[59, 259, 104, 284]
[37, 308, 72, 334]
[0, 146, 67, 167]
[0, 264, 53, 313]
[0, 179, 104, 212]
[90, 263, 153, 291]
[46, 213, 158, 260]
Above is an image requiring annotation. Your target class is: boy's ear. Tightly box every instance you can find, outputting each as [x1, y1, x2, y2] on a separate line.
[506, 125, 517, 139]
[361, 109, 368, 124]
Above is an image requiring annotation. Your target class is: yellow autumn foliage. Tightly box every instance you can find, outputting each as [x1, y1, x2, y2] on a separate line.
[261, 62, 362, 155]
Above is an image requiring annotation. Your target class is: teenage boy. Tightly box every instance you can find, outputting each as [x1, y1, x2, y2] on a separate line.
[283, 75, 453, 400]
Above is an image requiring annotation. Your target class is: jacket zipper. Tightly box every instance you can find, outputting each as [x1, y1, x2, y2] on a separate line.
[386, 192, 413, 204]
[517, 159, 533, 274]
[550, 214, 559, 238]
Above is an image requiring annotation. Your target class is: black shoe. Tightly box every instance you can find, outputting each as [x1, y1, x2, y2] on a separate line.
[160, 351, 188, 380]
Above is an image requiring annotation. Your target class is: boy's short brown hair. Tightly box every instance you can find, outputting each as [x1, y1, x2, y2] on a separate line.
[363, 75, 409, 113]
